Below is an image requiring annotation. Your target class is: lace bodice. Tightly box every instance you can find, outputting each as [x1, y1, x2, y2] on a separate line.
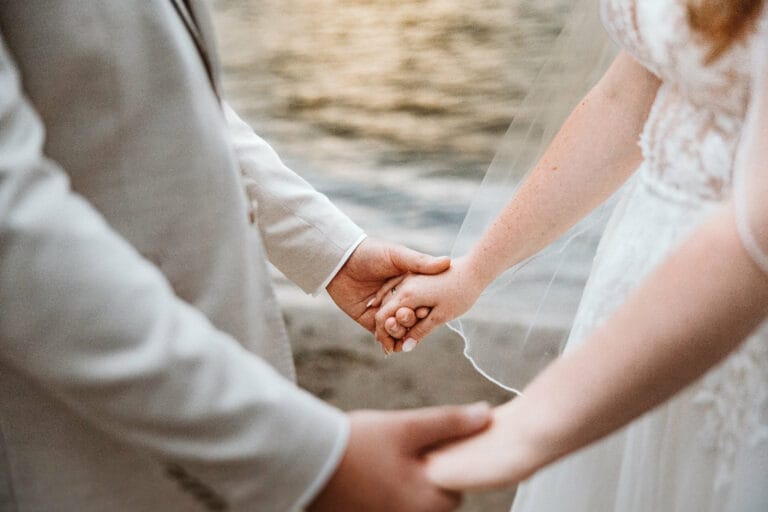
[597, 0, 768, 494]
[601, 0, 760, 203]
[509, 5, 768, 509]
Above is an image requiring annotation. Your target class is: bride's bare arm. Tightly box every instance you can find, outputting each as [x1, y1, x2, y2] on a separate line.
[375, 52, 660, 349]
[423, 32, 768, 491]
[426, 48, 768, 484]
[461, 51, 659, 288]
[425, 203, 768, 489]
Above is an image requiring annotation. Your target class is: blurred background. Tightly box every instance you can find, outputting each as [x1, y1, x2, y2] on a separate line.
[211, 1, 568, 509]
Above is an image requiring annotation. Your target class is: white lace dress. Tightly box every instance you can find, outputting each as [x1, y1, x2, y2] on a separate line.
[511, 1, 768, 511]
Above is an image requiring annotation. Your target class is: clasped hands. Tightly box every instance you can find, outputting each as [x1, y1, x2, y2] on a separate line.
[320, 239, 521, 511]
[326, 237, 481, 353]
[367, 253, 483, 355]
[351, 250, 535, 496]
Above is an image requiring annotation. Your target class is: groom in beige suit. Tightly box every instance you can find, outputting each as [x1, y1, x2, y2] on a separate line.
[0, 1, 490, 511]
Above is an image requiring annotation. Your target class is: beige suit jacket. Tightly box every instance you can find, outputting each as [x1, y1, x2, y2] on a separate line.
[0, 1, 364, 510]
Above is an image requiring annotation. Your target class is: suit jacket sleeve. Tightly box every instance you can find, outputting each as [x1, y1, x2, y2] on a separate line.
[223, 103, 366, 294]
[0, 35, 347, 512]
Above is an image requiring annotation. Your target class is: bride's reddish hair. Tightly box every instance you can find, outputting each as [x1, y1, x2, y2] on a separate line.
[688, 0, 764, 62]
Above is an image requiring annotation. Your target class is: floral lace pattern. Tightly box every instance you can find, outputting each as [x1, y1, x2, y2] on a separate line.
[693, 333, 768, 491]
[598, 0, 768, 494]
[602, 0, 755, 203]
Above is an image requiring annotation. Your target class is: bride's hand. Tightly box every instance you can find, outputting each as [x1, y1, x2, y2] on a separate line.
[371, 257, 484, 353]
[425, 401, 540, 491]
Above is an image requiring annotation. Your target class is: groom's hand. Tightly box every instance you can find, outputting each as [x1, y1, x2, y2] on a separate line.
[308, 402, 491, 512]
[326, 238, 449, 336]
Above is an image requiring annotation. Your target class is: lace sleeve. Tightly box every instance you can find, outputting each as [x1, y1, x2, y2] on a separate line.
[733, 25, 768, 274]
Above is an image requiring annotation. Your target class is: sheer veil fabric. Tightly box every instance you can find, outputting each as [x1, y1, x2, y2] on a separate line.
[448, 0, 617, 393]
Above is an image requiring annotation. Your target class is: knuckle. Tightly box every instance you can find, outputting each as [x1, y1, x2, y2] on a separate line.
[399, 318, 414, 329]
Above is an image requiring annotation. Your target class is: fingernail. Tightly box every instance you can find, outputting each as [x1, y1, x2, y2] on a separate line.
[466, 401, 491, 423]
[366, 298, 376, 308]
[402, 338, 417, 352]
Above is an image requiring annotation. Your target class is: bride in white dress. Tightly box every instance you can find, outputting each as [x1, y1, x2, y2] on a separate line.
[372, 0, 768, 510]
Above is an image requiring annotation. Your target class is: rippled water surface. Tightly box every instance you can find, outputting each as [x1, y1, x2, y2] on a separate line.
[212, 0, 568, 253]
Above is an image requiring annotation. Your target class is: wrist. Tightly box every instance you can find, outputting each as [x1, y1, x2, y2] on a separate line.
[480, 403, 545, 484]
[324, 234, 368, 293]
[445, 256, 482, 303]
[463, 249, 497, 293]
[493, 394, 571, 479]
[426, 399, 551, 490]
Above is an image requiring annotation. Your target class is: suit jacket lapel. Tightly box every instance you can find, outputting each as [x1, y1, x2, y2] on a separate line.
[169, 0, 221, 97]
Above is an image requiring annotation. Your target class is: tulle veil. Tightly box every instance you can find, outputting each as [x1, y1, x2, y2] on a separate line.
[448, 0, 619, 394]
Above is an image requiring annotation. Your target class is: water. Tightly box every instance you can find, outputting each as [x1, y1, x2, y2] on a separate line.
[211, 0, 569, 255]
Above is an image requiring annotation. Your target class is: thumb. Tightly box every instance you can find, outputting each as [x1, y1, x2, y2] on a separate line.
[389, 246, 450, 275]
[401, 402, 492, 453]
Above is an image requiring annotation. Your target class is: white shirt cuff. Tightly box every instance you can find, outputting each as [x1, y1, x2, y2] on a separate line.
[313, 233, 368, 296]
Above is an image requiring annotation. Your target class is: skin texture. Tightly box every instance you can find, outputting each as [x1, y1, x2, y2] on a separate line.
[326, 237, 450, 353]
[372, 41, 768, 491]
[316, 238, 494, 508]
[374, 52, 661, 350]
[308, 403, 492, 511]
[426, 207, 768, 490]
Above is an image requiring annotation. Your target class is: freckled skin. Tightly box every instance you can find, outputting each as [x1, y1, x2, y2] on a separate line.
[377, 52, 660, 348]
